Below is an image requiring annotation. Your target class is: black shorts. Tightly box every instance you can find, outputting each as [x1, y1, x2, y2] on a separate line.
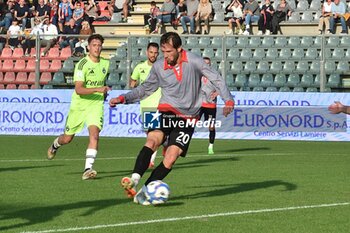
[113, 5, 123, 13]
[148, 112, 195, 157]
[113, 4, 131, 13]
[199, 107, 217, 123]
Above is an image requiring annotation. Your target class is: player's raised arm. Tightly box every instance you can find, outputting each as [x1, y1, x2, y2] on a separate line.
[109, 67, 160, 107]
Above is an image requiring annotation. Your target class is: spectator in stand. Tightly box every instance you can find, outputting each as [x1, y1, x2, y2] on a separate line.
[180, 0, 198, 34]
[49, 0, 59, 27]
[271, 0, 293, 35]
[41, 16, 58, 56]
[72, 1, 85, 27]
[318, 0, 333, 34]
[108, 0, 130, 23]
[0, 0, 16, 32]
[6, 19, 22, 50]
[241, 0, 260, 35]
[175, 0, 187, 31]
[85, 0, 99, 26]
[144, 1, 160, 33]
[31, 0, 50, 28]
[257, 0, 274, 35]
[59, 18, 79, 51]
[195, 0, 212, 34]
[14, 0, 30, 30]
[224, 0, 243, 35]
[74, 20, 92, 56]
[329, 0, 348, 34]
[154, 0, 176, 33]
[22, 17, 43, 56]
[58, 0, 74, 33]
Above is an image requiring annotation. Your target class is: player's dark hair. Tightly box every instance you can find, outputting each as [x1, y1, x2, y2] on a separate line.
[160, 32, 182, 49]
[88, 34, 104, 44]
[150, 1, 156, 6]
[147, 42, 159, 50]
[203, 57, 211, 62]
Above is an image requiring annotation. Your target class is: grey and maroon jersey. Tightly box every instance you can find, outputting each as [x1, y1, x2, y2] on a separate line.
[201, 76, 217, 108]
[122, 50, 233, 117]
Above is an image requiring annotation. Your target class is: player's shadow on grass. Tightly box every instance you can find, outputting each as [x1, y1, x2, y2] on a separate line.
[173, 156, 239, 169]
[220, 147, 271, 153]
[68, 157, 239, 178]
[68, 169, 131, 179]
[190, 147, 270, 154]
[172, 180, 297, 201]
[0, 164, 62, 173]
[0, 198, 129, 232]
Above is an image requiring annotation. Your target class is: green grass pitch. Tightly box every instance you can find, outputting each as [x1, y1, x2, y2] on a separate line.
[1, 135, 349, 233]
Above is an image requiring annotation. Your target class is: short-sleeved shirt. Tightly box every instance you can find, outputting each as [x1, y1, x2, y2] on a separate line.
[36, 4, 50, 17]
[131, 60, 161, 110]
[73, 8, 84, 18]
[59, 2, 73, 17]
[8, 25, 21, 38]
[14, 4, 30, 17]
[70, 56, 110, 110]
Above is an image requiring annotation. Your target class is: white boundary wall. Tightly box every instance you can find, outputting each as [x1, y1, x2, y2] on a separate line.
[0, 90, 349, 141]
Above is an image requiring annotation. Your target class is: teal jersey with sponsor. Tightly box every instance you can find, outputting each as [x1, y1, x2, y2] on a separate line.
[70, 56, 109, 110]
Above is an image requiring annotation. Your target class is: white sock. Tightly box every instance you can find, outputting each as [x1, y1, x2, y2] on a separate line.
[85, 149, 97, 170]
[131, 173, 141, 187]
[246, 25, 250, 29]
[150, 151, 157, 164]
[208, 143, 213, 149]
[53, 137, 61, 149]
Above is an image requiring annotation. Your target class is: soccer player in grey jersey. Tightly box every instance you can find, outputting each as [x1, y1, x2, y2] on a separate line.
[199, 57, 218, 155]
[109, 32, 234, 204]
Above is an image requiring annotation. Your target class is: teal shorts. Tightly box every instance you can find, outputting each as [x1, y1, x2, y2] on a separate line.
[64, 105, 104, 135]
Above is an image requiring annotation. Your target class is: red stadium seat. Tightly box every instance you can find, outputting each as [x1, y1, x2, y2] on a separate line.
[40, 72, 52, 84]
[27, 72, 36, 84]
[2, 60, 14, 72]
[46, 47, 60, 59]
[18, 84, 29, 89]
[3, 72, 16, 84]
[99, 10, 111, 18]
[14, 60, 26, 72]
[12, 48, 24, 58]
[6, 83, 16, 89]
[30, 84, 39, 89]
[49, 60, 62, 71]
[40, 60, 50, 71]
[60, 47, 72, 59]
[15, 72, 28, 84]
[1, 48, 13, 59]
[30, 48, 45, 57]
[26, 59, 36, 72]
[0, 84, 4, 89]
[98, 1, 108, 10]
[0, 72, 3, 83]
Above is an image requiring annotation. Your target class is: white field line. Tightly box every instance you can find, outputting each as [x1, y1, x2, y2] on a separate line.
[21, 202, 350, 233]
[0, 152, 343, 163]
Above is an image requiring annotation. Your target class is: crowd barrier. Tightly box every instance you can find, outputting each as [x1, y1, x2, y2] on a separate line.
[0, 90, 349, 141]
